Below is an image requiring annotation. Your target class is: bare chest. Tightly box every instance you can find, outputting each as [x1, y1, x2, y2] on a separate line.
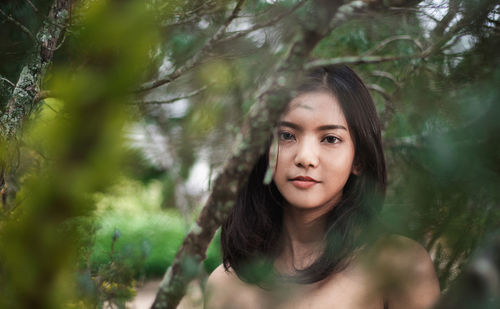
[223, 268, 384, 309]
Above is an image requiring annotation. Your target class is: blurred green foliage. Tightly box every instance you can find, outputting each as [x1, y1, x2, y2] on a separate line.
[89, 179, 221, 278]
[1, 0, 161, 307]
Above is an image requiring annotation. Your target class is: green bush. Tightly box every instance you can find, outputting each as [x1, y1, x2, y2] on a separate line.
[89, 178, 222, 278]
[90, 212, 186, 277]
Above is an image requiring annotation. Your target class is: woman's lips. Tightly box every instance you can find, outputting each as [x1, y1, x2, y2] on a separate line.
[289, 176, 319, 189]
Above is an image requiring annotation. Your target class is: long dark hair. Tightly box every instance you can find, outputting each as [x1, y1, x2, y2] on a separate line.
[221, 65, 387, 284]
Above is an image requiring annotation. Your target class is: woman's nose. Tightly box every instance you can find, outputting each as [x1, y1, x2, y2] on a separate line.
[294, 138, 319, 168]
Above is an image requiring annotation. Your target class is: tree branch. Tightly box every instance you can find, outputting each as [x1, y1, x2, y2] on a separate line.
[363, 34, 423, 56]
[0, 76, 16, 89]
[1, 0, 71, 139]
[34, 90, 53, 103]
[367, 83, 395, 131]
[150, 2, 370, 308]
[219, 0, 308, 43]
[431, 0, 460, 39]
[371, 70, 401, 88]
[426, 15, 468, 56]
[367, 83, 392, 101]
[304, 53, 426, 70]
[138, 0, 246, 93]
[138, 86, 206, 105]
[0, 8, 36, 41]
[23, 0, 39, 13]
[388, 6, 440, 23]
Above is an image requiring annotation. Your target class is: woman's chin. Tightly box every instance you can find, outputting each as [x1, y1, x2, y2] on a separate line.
[286, 200, 336, 211]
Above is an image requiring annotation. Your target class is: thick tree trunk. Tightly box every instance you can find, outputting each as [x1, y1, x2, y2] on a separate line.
[0, 0, 71, 211]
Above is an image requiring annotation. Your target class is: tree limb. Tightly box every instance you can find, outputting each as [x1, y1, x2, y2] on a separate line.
[138, 86, 207, 105]
[0, 0, 71, 211]
[219, 0, 308, 43]
[304, 53, 426, 70]
[138, 0, 246, 93]
[388, 6, 440, 23]
[363, 34, 423, 56]
[23, 0, 39, 12]
[367, 83, 392, 101]
[34, 90, 53, 103]
[0, 8, 36, 41]
[367, 83, 395, 131]
[0, 76, 16, 89]
[0, 0, 71, 139]
[371, 70, 401, 88]
[431, 0, 460, 39]
[149, 2, 371, 308]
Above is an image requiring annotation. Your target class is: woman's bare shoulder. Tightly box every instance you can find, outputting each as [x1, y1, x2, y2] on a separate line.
[205, 264, 232, 308]
[368, 235, 440, 309]
[373, 235, 436, 271]
[205, 264, 261, 309]
[206, 264, 237, 290]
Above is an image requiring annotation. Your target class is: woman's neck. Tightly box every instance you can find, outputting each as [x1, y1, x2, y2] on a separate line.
[275, 206, 330, 273]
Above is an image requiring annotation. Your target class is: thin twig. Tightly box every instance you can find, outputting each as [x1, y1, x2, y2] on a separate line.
[42, 102, 58, 113]
[371, 70, 401, 88]
[0, 76, 16, 89]
[163, 5, 221, 28]
[388, 6, 440, 23]
[304, 53, 427, 70]
[367, 83, 392, 101]
[34, 90, 52, 103]
[139, 86, 207, 105]
[169, 0, 217, 18]
[0, 8, 36, 41]
[363, 35, 423, 56]
[138, 0, 246, 93]
[23, 0, 39, 12]
[219, 0, 308, 43]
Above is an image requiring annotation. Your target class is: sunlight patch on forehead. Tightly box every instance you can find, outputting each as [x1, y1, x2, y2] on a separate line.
[288, 99, 314, 112]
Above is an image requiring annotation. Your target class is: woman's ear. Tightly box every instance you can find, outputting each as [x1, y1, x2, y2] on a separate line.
[351, 162, 361, 175]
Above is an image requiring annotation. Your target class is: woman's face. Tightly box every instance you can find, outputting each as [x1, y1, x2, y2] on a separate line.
[272, 91, 356, 211]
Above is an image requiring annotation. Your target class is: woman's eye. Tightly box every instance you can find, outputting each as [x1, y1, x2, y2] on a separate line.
[279, 132, 295, 141]
[322, 136, 340, 144]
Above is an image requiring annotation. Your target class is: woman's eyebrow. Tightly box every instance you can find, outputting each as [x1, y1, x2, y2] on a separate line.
[278, 121, 347, 131]
[317, 124, 347, 131]
[278, 121, 301, 130]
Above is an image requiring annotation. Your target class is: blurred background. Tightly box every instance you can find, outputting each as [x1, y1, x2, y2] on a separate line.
[0, 0, 499, 308]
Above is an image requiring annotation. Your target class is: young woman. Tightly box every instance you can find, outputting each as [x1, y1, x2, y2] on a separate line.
[205, 65, 440, 309]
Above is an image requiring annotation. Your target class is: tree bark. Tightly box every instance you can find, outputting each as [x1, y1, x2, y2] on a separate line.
[150, 1, 370, 308]
[0, 0, 72, 211]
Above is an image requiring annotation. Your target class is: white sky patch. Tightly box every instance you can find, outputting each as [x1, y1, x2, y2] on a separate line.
[166, 98, 190, 118]
[248, 29, 267, 48]
[159, 57, 174, 75]
[185, 158, 210, 195]
[141, 88, 190, 118]
[418, 0, 451, 37]
[198, 18, 210, 29]
[227, 16, 253, 32]
[417, 0, 476, 57]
